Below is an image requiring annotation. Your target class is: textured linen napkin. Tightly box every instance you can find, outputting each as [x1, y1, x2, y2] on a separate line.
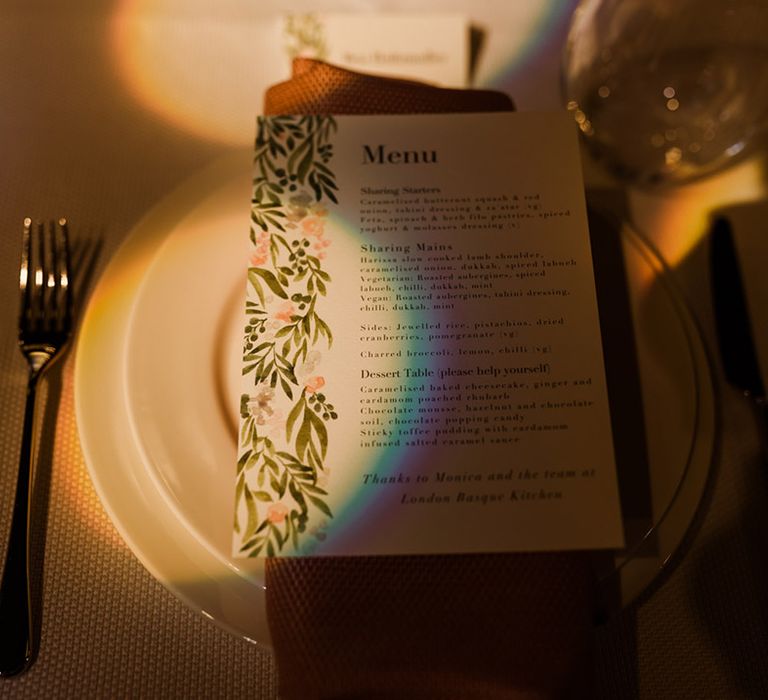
[263, 58, 596, 700]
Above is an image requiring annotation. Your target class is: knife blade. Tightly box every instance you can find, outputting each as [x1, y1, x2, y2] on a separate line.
[710, 215, 766, 400]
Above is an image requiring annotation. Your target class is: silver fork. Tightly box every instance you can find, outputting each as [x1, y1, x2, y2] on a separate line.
[0, 218, 72, 676]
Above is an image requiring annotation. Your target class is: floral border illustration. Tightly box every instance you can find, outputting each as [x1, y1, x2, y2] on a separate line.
[283, 13, 328, 62]
[235, 115, 339, 558]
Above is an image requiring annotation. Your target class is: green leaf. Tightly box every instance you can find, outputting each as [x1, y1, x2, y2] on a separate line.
[274, 234, 291, 254]
[233, 474, 245, 532]
[309, 173, 322, 201]
[261, 360, 275, 380]
[246, 543, 264, 558]
[316, 317, 333, 347]
[253, 490, 273, 502]
[245, 451, 260, 471]
[265, 456, 280, 475]
[237, 448, 252, 472]
[275, 352, 295, 371]
[292, 463, 314, 474]
[289, 479, 306, 510]
[317, 173, 337, 189]
[247, 270, 265, 306]
[308, 409, 329, 459]
[271, 523, 285, 549]
[250, 214, 268, 233]
[297, 146, 313, 182]
[307, 438, 322, 468]
[303, 482, 328, 496]
[243, 485, 259, 540]
[286, 396, 304, 441]
[240, 538, 261, 554]
[296, 411, 312, 460]
[250, 267, 288, 299]
[287, 138, 311, 177]
[262, 214, 286, 232]
[308, 494, 333, 518]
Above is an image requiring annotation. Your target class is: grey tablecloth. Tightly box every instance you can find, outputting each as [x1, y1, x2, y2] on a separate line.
[1, 2, 767, 697]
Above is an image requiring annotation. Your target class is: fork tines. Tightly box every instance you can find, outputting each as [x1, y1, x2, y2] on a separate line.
[19, 218, 72, 338]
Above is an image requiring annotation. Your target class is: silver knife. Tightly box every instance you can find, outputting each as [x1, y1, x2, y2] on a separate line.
[710, 215, 768, 447]
[711, 216, 765, 397]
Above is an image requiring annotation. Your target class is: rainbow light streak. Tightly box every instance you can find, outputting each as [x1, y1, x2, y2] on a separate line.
[300, 212, 505, 556]
[279, 211, 425, 555]
[67, 247, 161, 548]
[482, 0, 578, 98]
[58, 365, 120, 545]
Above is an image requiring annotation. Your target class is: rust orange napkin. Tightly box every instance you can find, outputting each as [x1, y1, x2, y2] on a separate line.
[263, 59, 595, 700]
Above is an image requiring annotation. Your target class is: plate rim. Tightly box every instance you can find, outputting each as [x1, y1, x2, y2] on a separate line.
[74, 150, 272, 647]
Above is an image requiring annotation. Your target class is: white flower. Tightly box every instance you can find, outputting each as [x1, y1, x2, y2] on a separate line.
[297, 350, 323, 381]
[246, 386, 275, 425]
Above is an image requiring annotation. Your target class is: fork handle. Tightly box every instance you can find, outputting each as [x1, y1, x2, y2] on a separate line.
[0, 371, 40, 676]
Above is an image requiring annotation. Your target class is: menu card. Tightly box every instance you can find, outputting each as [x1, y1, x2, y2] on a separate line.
[233, 112, 625, 558]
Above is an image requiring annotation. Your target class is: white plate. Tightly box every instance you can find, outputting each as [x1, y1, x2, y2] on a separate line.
[75, 151, 269, 645]
[75, 151, 716, 646]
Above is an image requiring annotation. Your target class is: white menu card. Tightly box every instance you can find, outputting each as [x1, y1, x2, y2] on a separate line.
[279, 13, 468, 86]
[233, 111, 625, 558]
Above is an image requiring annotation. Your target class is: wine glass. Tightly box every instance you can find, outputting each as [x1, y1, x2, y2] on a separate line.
[562, 0, 768, 188]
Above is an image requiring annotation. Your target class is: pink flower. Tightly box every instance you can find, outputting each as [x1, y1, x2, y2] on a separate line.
[264, 408, 285, 439]
[312, 237, 331, 260]
[250, 233, 270, 267]
[305, 376, 325, 393]
[267, 503, 289, 524]
[250, 249, 268, 267]
[273, 301, 296, 323]
[301, 217, 325, 238]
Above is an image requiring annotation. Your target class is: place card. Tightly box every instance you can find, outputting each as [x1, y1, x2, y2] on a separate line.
[279, 13, 468, 86]
[233, 112, 625, 558]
